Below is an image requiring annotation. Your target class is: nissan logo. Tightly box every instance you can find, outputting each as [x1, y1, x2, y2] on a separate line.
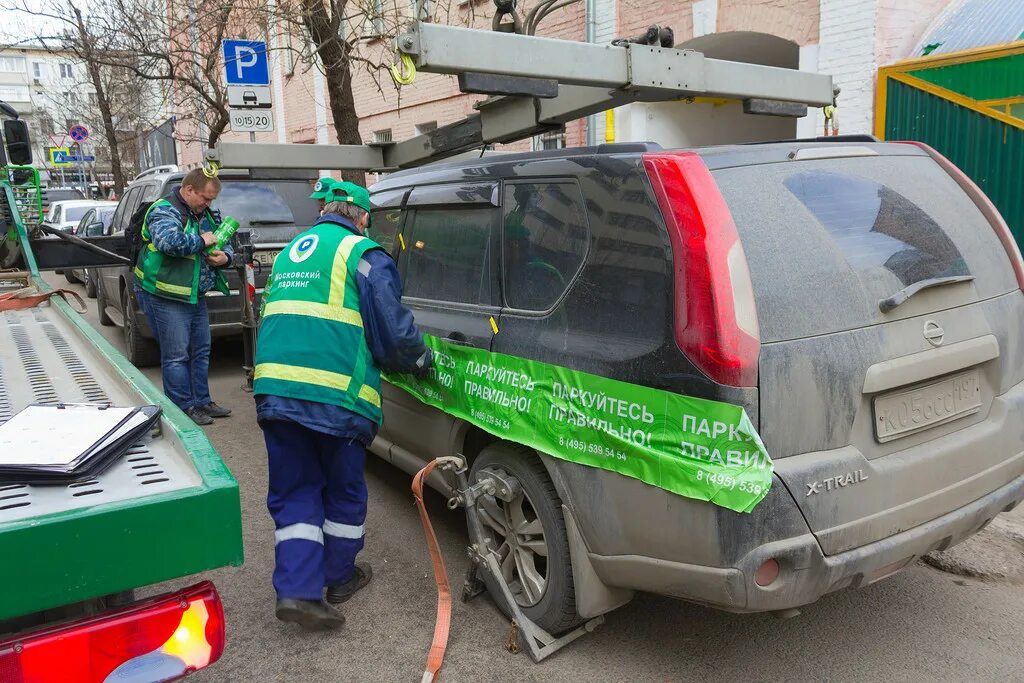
[923, 320, 944, 347]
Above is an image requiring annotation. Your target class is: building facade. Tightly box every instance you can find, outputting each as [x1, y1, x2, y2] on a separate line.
[169, 0, 963, 170]
[0, 44, 166, 192]
[0, 45, 99, 186]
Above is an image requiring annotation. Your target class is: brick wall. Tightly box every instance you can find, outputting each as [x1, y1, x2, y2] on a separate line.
[875, 0, 950, 66]
[718, 0, 819, 45]
[818, 0, 877, 134]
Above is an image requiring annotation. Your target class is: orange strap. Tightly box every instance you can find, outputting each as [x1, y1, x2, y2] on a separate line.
[412, 460, 452, 683]
[0, 287, 86, 313]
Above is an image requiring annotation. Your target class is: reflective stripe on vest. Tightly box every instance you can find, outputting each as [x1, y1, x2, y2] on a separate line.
[254, 362, 381, 408]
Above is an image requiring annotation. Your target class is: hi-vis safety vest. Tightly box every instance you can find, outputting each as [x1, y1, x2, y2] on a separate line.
[134, 198, 229, 303]
[253, 222, 384, 424]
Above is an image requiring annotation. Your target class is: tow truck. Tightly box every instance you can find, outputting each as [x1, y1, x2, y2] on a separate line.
[0, 104, 242, 681]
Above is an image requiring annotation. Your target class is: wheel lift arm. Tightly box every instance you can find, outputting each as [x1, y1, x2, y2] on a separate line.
[435, 456, 604, 664]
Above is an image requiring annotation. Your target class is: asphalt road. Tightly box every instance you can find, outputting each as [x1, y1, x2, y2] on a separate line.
[45, 273, 1024, 682]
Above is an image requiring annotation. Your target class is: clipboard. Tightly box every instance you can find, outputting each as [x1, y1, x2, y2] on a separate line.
[0, 403, 163, 483]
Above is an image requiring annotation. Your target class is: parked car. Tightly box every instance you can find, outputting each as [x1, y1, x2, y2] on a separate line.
[43, 199, 114, 234]
[95, 168, 319, 366]
[366, 139, 1024, 633]
[67, 205, 118, 296]
[40, 186, 86, 210]
[133, 164, 180, 182]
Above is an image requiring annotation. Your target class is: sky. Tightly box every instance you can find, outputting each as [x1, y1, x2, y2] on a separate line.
[0, 0, 93, 46]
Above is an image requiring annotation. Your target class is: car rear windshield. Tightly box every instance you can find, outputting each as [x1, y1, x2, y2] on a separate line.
[46, 190, 85, 202]
[713, 154, 1018, 343]
[63, 206, 92, 222]
[168, 180, 320, 229]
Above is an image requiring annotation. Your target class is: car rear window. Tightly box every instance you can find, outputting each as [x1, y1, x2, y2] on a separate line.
[167, 180, 320, 229]
[713, 155, 1017, 342]
[63, 206, 92, 222]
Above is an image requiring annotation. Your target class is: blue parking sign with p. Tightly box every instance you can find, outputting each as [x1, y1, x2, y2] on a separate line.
[222, 39, 269, 85]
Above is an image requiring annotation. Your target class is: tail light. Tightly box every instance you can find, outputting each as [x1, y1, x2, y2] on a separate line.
[643, 152, 760, 387]
[896, 140, 1024, 290]
[0, 582, 225, 683]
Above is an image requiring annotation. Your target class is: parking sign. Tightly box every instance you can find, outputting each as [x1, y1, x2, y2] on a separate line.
[222, 40, 270, 85]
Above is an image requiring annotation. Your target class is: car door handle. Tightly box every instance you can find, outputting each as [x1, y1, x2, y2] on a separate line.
[445, 331, 476, 348]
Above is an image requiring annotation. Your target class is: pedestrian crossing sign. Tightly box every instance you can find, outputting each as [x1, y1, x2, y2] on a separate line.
[50, 148, 71, 167]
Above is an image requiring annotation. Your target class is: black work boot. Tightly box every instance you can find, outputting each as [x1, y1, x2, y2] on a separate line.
[199, 402, 232, 418]
[326, 563, 373, 605]
[275, 598, 345, 631]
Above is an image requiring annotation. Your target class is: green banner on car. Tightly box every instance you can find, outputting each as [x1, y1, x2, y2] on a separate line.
[388, 335, 773, 513]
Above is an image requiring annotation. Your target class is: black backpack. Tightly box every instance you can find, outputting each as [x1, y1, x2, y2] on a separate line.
[125, 192, 213, 266]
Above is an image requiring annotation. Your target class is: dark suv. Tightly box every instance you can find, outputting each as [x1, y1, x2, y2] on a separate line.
[93, 168, 319, 366]
[367, 140, 1024, 632]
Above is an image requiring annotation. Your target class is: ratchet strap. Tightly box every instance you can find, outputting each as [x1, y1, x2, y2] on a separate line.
[412, 459, 452, 683]
[0, 287, 86, 313]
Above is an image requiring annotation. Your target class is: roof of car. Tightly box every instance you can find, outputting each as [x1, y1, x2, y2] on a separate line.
[127, 168, 316, 191]
[50, 199, 112, 208]
[370, 138, 930, 191]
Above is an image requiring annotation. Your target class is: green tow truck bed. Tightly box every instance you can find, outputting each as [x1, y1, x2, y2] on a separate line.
[0, 180, 243, 678]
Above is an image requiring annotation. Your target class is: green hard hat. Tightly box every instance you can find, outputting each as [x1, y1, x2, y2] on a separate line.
[310, 177, 337, 199]
[325, 181, 372, 215]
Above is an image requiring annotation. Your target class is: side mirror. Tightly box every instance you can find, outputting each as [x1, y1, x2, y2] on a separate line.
[2, 119, 32, 166]
[85, 222, 105, 237]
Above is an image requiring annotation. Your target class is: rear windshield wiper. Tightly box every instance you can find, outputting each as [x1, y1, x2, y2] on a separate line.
[248, 219, 294, 226]
[879, 275, 975, 313]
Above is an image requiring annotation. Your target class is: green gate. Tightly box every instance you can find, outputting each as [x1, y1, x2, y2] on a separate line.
[877, 42, 1024, 241]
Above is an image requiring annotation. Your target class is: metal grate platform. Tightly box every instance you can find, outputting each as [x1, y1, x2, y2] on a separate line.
[0, 306, 202, 524]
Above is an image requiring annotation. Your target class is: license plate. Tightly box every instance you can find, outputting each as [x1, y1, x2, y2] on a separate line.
[254, 250, 281, 266]
[873, 369, 982, 443]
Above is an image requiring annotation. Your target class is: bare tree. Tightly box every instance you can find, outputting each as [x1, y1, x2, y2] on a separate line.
[67, 2, 126, 192]
[267, 0, 480, 183]
[3, 0, 137, 191]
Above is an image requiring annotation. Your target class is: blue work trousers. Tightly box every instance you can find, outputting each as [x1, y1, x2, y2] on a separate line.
[134, 287, 212, 411]
[262, 418, 368, 600]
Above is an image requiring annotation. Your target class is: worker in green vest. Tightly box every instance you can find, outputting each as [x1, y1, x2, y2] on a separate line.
[254, 181, 432, 631]
[133, 168, 233, 425]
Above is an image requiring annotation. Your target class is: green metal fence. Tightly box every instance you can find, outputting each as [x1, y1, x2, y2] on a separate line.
[878, 42, 1024, 241]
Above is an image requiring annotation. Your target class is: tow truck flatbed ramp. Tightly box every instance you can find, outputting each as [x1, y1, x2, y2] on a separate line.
[0, 187, 242, 623]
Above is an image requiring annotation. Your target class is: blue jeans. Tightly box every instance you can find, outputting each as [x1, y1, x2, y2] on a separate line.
[135, 287, 212, 411]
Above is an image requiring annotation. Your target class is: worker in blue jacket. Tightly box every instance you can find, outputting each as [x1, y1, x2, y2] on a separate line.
[254, 182, 432, 630]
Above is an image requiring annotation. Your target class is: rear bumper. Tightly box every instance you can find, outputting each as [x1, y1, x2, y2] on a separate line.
[587, 471, 1024, 612]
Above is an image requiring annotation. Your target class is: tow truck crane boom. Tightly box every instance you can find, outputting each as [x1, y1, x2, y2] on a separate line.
[206, 21, 833, 172]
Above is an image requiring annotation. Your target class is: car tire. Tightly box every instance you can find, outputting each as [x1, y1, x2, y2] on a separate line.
[84, 269, 97, 298]
[122, 289, 160, 367]
[96, 280, 114, 326]
[64, 270, 81, 285]
[470, 443, 582, 635]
